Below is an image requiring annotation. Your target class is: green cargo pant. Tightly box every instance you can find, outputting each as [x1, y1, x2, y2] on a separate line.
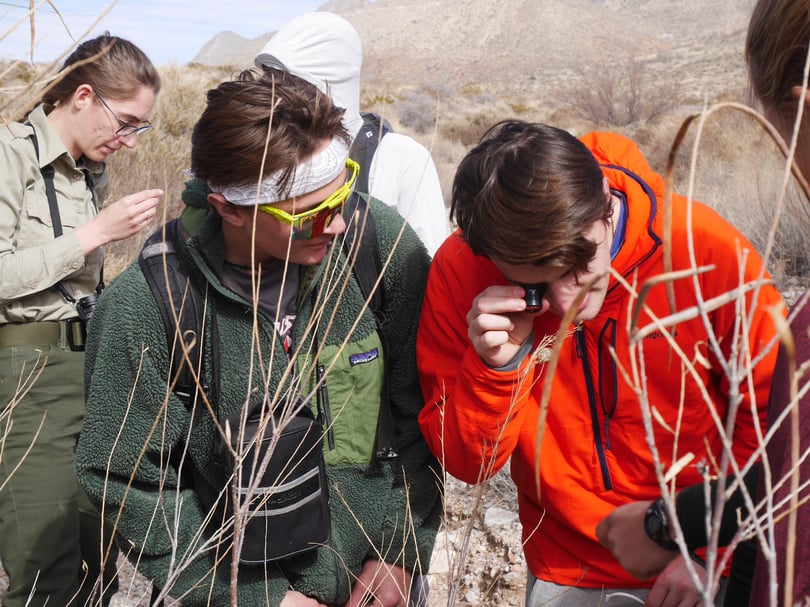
[0, 342, 118, 607]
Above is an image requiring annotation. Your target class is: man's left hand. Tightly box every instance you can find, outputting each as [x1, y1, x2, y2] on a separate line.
[346, 560, 412, 607]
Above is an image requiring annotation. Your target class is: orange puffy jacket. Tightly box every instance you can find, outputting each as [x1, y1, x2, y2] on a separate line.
[417, 131, 783, 587]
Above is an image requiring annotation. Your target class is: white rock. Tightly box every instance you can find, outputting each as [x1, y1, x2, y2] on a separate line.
[484, 506, 519, 529]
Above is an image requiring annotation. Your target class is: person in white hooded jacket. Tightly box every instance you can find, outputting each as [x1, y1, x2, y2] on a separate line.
[254, 11, 450, 256]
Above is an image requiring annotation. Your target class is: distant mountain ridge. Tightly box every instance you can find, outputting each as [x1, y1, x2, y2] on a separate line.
[193, 30, 272, 68]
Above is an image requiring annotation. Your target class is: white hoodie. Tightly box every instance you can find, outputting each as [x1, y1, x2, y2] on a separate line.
[255, 11, 449, 256]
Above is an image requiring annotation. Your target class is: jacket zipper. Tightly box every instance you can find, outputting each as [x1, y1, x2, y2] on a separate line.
[597, 319, 619, 453]
[575, 328, 613, 490]
[316, 363, 336, 450]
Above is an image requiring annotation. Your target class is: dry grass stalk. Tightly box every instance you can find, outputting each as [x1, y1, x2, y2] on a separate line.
[4, 4, 810, 606]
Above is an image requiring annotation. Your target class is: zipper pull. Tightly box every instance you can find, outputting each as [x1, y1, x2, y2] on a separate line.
[316, 363, 335, 450]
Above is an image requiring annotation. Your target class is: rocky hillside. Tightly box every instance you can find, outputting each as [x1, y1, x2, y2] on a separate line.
[193, 0, 756, 102]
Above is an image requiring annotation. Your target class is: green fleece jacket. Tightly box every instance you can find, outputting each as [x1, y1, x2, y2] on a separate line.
[76, 198, 441, 606]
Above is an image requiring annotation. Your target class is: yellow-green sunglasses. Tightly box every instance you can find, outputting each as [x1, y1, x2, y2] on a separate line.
[258, 158, 359, 240]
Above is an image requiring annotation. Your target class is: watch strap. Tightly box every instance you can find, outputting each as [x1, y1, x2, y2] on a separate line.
[644, 497, 679, 551]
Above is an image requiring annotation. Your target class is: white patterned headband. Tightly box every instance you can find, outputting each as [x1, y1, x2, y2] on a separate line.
[210, 136, 349, 206]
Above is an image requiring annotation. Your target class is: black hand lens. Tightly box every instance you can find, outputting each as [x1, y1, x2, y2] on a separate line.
[522, 284, 548, 313]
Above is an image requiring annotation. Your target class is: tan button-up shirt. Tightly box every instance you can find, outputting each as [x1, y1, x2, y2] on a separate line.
[0, 104, 108, 323]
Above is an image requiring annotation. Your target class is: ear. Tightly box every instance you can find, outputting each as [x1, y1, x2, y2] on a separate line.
[790, 86, 810, 107]
[73, 84, 94, 109]
[208, 193, 247, 228]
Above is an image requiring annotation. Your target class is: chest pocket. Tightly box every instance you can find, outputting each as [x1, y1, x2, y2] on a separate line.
[300, 331, 385, 466]
[24, 171, 88, 230]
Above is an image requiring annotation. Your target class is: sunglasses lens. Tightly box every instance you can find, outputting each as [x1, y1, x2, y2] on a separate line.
[307, 206, 344, 239]
[283, 166, 356, 239]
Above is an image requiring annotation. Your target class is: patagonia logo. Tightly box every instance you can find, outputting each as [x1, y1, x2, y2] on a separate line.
[349, 348, 379, 366]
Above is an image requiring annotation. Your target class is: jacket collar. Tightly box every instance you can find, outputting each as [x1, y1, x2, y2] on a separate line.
[26, 104, 106, 178]
[581, 132, 664, 300]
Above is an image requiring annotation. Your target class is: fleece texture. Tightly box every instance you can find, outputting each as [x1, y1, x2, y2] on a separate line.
[76, 197, 441, 606]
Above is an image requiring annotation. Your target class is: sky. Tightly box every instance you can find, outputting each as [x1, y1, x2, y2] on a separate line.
[1, 0, 326, 65]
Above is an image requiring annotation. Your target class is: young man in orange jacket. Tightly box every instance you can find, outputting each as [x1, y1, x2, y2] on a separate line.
[416, 121, 784, 606]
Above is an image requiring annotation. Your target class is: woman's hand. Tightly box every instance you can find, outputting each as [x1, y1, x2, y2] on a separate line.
[75, 188, 162, 254]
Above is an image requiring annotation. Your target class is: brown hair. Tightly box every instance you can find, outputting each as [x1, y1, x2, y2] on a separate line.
[41, 33, 160, 105]
[746, 0, 810, 118]
[191, 69, 349, 192]
[451, 120, 609, 271]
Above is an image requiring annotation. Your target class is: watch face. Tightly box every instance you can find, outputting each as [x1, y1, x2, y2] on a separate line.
[644, 499, 679, 551]
[644, 502, 664, 539]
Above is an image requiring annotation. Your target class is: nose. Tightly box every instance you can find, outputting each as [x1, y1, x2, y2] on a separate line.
[325, 209, 347, 236]
[119, 131, 138, 149]
[546, 280, 580, 316]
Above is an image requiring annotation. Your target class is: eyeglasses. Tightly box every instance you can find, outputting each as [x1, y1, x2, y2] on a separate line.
[258, 158, 359, 239]
[94, 90, 153, 137]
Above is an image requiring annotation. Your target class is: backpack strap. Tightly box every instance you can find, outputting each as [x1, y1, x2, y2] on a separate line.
[341, 191, 397, 460]
[351, 112, 394, 197]
[140, 221, 215, 607]
[342, 191, 383, 315]
[138, 219, 208, 406]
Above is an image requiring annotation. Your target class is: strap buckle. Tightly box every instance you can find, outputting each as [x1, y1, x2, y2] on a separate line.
[62, 318, 87, 352]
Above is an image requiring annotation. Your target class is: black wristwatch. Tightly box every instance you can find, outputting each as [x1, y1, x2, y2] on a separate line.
[644, 497, 679, 551]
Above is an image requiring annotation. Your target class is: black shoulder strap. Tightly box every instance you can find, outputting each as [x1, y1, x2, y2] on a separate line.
[351, 112, 394, 197]
[29, 129, 103, 302]
[29, 131, 64, 238]
[342, 191, 383, 316]
[141, 222, 217, 607]
[138, 219, 208, 406]
[341, 191, 396, 460]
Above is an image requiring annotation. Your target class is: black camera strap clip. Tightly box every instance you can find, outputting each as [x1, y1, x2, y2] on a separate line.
[62, 318, 87, 352]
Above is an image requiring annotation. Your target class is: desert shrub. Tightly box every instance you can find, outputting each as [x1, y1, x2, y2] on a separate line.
[361, 92, 395, 106]
[0, 61, 58, 126]
[561, 58, 678, 127]
[423, 80, 456, 101]
[440, 108, 505, 146]
[472, 91, 498, 105]
[0, 60, 38, 86]
[459, 81, 484, 96]
[430, 136, 469, 166]
[398, 90, 439, 134]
